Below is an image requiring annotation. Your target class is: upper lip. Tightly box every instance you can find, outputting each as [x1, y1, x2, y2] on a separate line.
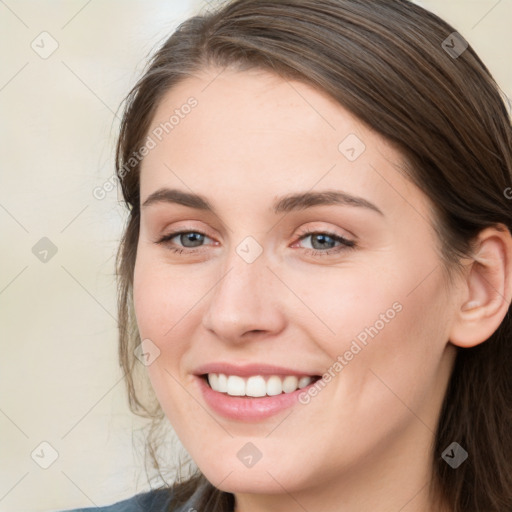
[193, 362, 320, 378]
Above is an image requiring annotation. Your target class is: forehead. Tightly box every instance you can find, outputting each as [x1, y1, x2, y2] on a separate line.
[139, 67, 430, 223]
[145, 67, 370, 162]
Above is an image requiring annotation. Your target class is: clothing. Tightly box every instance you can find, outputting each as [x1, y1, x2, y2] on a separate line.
[58, 480, 207, 512]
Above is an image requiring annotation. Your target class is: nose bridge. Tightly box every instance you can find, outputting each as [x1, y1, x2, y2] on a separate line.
[202, 237, 284, 339]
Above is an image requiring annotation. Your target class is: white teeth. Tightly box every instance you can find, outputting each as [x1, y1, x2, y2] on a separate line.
[226, 375, 245, 396]
[266, 376, 282, 396]
[208, 373, 219, 390]
[246, 376, 266, 397]
[217, 373, 228, 393]
[298, 376, 313, 389]
[207, 373, 315, 396]
[282, 375, 299, 393]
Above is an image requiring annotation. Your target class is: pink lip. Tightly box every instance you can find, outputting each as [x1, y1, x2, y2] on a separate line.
[194, 374, 321, 422]
[193, 362, 318, 378]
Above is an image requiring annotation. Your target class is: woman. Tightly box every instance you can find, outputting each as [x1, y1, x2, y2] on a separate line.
[63, 0, 512, 510]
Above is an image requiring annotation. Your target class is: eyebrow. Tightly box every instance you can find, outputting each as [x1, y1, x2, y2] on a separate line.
[141, 187, 384, 216]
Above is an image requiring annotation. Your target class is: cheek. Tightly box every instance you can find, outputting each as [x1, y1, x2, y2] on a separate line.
[132, 263, 193, 423]
[132, 253, 210, 414]
[132, 259, 194, 425]
[291, 263, 405, 356]
[310, 253, 451, 396]
[133, 253, 199, 346]
[333, 266, 451, 424]
[294, 265, 452, 466]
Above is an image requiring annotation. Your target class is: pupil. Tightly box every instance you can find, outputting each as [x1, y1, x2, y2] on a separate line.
[313, 234, 333, 249]
[184, 233, 203, 247]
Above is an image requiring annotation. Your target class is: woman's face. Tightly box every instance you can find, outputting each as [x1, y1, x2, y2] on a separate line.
[133, 67, 460, 501]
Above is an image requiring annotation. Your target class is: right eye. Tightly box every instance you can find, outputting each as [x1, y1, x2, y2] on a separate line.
[155, 230, 216, 254]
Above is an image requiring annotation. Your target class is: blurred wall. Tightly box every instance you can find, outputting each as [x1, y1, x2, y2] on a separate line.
[0, 1, 510, 511]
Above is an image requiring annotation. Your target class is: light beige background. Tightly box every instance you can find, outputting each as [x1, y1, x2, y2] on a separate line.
[0, 1, 510, 511]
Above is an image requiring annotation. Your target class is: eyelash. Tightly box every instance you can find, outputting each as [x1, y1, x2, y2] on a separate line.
[155, 228, 356, 257]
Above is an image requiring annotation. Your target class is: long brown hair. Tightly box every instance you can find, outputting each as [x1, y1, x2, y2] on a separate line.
[114, 1, 512, 510]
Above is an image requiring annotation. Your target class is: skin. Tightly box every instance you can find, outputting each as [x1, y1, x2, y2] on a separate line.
[132, 67, 512, 512]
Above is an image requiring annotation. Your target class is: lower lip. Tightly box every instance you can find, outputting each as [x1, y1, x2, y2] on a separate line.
[195, 376, 317, 421]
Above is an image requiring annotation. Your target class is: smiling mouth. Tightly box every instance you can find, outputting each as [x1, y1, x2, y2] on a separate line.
[200, 373, 322, 397]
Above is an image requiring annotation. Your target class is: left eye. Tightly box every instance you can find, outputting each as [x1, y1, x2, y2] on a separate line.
[296, 231, 355, 254]
[155, 229, 356, 256]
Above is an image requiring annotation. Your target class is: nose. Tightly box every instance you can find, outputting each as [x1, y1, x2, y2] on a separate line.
[201, 248, 286, 344]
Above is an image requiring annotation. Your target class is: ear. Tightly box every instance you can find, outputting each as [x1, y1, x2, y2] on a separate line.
[449, 224, 512, 348]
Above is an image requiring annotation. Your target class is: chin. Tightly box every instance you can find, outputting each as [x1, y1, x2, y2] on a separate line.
[202, 465, 299, 495]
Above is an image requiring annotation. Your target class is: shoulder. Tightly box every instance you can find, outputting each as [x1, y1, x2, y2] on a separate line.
[57, 475, 218, 512]
[57, 487, 180, 512]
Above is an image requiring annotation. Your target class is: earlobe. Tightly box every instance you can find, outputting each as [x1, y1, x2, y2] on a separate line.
[449, 224, 512, 348]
